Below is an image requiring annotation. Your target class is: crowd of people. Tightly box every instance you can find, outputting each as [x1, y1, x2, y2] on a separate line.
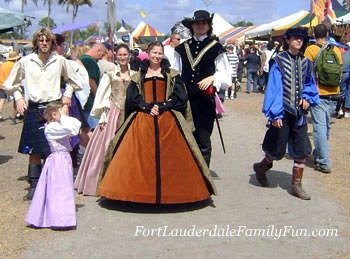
[0, 9, 348, 230]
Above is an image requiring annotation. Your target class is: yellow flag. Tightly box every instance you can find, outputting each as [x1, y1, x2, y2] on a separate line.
[140, 9, 146, 18]
[312, 0, 325, 22]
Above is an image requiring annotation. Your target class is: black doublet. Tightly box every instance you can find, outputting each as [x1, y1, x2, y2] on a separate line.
[176, 37, 225, 133]
[176, 37, 225, 97]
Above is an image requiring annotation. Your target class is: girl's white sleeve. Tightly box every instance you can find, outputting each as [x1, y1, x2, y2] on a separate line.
[45, 115, 81, 140]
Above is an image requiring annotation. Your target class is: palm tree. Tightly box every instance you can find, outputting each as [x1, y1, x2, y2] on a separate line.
[4, 0, 38, 13]
[42, 0, 54, 29]
[58, 0, 93, 43]
[58, 0, 92, 24]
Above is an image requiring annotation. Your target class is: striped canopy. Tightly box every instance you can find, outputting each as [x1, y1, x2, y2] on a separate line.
[271, 9, 348, 36]
[219, 26, 258, 45]
[133, 24, 162, 38]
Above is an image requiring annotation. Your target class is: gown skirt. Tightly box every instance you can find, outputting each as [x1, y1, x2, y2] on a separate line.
[74, 102, 121, 196]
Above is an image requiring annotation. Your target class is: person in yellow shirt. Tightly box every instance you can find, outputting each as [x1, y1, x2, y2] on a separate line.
[304, 24, 342, 173]
[0, 50, 20, 122]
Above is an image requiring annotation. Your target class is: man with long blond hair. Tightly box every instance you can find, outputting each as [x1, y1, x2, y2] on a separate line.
[4, 28, 82, 200]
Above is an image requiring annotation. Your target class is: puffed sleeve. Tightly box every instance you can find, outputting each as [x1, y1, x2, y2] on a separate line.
[61, 57, 83, 98]
[302, 61, 320, 106]
[90, 73, 112, 123]
[45, 115, 81, 140]
[262, 62, 284, 121]
[213, 53, 233, 91]
[3, 60, 24, 101]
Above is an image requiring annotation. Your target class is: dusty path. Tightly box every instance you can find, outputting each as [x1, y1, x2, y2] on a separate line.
[0, 91, 349, 258]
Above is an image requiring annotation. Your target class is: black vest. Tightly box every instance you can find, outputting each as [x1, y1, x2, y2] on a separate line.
[176, 37, 225, 96]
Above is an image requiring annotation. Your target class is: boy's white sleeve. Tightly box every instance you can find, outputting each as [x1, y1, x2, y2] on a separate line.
[213, 53, 233, 91]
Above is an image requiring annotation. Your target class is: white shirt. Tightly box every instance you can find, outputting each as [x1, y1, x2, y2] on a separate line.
[4, 53, 82, 102]
[263, 49, 276, 73]
[173, 35, 232, 90]
[164, 45, 177, 69]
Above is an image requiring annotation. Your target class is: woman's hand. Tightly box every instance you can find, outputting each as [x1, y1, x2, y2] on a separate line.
[197, 75, 214, 90]
[272, 118, 283, 128]
[150, 104, 159, 116]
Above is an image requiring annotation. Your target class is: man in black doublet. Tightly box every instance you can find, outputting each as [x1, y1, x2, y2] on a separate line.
[175, 10, 230, 166]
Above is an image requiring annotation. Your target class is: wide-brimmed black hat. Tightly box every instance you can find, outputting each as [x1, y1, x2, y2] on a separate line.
[182, 10, 213, 29]
[284, 27, 309, 41]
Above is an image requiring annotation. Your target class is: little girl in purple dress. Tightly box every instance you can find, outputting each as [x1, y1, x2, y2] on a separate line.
[25, 101, 81, 229]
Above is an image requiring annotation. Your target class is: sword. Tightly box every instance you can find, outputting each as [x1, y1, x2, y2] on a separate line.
[204, 86, 226, 154]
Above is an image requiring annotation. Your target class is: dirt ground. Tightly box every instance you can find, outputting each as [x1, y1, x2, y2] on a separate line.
[0, 90, 349, 258]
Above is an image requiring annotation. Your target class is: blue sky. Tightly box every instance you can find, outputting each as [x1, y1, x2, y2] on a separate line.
[1, 0, 342, 35]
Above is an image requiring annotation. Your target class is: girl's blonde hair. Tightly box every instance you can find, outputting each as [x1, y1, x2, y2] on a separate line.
[44, 101, 63, 122]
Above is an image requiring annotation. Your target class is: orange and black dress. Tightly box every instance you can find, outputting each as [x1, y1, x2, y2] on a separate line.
[99, 61, 216, 204]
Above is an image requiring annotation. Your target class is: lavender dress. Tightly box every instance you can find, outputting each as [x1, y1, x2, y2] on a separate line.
[25, 115, 81, 228]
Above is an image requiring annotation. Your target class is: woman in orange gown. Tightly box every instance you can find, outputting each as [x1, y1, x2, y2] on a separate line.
[99, 41, 216, 204]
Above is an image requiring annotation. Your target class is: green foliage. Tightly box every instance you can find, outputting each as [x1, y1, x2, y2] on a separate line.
[38, 16, 57, 29]
[231, 20, 254, 27]
[57, 0, 93, 22]
[104, 21, 134, 34]
[72, 25, 99, 42]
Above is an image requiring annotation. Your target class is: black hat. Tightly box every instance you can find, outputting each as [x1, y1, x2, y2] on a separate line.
[182, 10, 213, 29]
[284, 27, 309, 41]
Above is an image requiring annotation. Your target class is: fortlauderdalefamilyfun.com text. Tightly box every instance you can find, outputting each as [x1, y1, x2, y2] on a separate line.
[134, 225, 338, 240]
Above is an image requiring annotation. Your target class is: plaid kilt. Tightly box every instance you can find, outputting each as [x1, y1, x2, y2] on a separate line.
[18, 101, 51, 158]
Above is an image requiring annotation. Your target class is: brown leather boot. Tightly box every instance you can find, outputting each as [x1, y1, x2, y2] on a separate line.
[253, 158, 272, 187]
[291, 167, 311, 200]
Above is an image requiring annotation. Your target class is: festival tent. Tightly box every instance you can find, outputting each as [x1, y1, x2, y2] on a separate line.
[245, 10, 309, 39]
[212, 13, 234, 36]
[334, 12, 350, 24]
[115, 26, 132, 47]
[271, 1, 347, 36]
[133, 23, 163, 38]
[219, 26, 259, 45]
[0, 7, 32, 33]
[293, 9, 348, 28]
[132, 23, 166, 45]
[131, 21, 146, 38]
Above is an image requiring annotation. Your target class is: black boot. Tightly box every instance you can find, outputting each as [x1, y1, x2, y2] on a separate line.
[194, 129, 212, 167]
[291, 167, 311, 200]
[25, 164, 42, 200]
[253, 157, 272, 187]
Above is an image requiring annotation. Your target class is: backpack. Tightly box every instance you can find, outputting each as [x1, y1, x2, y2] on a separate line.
[314, 43, 342, 87]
